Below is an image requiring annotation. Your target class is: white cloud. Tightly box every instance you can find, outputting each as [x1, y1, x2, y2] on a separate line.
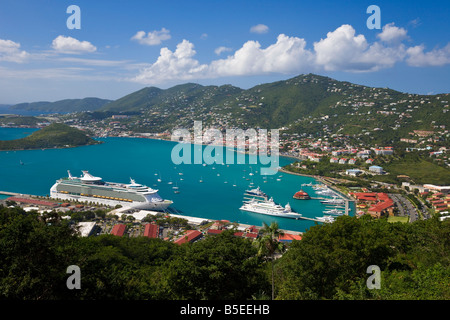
[200, 33, 208, 40]
[0, 39, 29, 63]
[406, 43, 450, 67]
[313, 24, 405, 72]
[131, 23, 448, 84]
[132, 34, 313, 84]
[214, 46, 232, 55]
[132, 40, 208, 84]
[377, 23, 408, 43]
[250, 24, 269, 34]
[210, 34, 313, 76]
[131, 28, 171, 46]
[52, 36, 97, 54]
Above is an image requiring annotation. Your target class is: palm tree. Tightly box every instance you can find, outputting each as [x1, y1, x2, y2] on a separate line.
[253, 222, 286, 300]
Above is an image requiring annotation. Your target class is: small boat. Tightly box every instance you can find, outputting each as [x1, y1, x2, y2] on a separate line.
[320, 197, 345, 205]
[323, 208, 344, 215]
[315, 216, 335, 223]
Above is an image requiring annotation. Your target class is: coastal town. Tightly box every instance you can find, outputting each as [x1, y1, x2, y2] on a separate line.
[0, 0, 449, 302]
[1, 88, 449, 229]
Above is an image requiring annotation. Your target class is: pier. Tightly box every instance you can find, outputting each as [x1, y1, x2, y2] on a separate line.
[297, 216, 325, 223]
[0, 191, 22, 197]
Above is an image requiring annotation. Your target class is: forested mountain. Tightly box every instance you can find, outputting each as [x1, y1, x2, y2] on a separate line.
[0, 123, 98, 150]
[98, 74, 449, 138]
[11, 97, 111, 113]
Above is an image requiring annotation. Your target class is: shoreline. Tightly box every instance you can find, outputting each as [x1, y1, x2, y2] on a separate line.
[0, 192, 304, 236]
[0, 140, 103, 152]
[279, 167, 355, 201]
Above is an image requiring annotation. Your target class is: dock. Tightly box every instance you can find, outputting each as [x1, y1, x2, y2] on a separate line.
[0, 191, 22, 197]
[297, 216, 324, 223]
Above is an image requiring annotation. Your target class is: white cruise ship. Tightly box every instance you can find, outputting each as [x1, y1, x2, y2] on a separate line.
[50, 170, 173, 211]
[240, 197, 302, 219]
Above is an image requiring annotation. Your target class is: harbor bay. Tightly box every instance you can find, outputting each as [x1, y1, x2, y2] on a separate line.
[0, 128, 353, 233]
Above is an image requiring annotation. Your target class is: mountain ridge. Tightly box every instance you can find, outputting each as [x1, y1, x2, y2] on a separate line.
[11, 97, 112, 113]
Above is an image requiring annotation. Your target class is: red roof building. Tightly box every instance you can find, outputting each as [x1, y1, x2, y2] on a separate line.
[351, 192, 394, 218]
[174, 230, 203, 245]
[110, 224, 126, 237]
[7, 197, 58, 207]
[207, 229, 224, 235]
[144, 223, 159, 238]
[278, 233, 302, 242]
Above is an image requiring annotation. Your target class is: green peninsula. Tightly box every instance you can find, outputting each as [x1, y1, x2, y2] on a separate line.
[0, 123, 99, 151]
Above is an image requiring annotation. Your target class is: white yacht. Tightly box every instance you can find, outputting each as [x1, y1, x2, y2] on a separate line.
[240, 197, 302, 219]
[50, 170, 173, 211]
[320, 197, 345, 205]
[315, 216, 336, 223]
[323, 208, 344, 215]
[244, 186, 268, 198]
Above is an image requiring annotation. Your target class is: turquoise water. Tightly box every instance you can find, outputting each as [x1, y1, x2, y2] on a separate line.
[0, 127, 39, 140]
[0, 128, 353, 232]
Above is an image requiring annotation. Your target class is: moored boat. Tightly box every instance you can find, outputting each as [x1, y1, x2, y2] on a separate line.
[50, 170, 173, 211]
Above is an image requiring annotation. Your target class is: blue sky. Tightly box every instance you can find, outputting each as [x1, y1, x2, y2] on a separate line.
[0, 0, 449, 104]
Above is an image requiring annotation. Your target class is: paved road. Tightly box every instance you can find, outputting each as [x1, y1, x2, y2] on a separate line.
[389, 193, 420, 222]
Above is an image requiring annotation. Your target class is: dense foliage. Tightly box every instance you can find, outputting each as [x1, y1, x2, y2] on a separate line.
[0, 205, 448, 300]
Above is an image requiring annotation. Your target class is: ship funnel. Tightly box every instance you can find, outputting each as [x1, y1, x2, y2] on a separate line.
[67, 170, 74, 179]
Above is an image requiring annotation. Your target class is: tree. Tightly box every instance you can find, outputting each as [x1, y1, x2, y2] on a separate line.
[162, 230, 267, 299]
[253, 222, 286, 300]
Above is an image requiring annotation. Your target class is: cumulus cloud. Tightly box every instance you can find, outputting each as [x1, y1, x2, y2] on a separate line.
[52, 35, 97, 54]
[131, 23, 446, 84]
[214, 46, 232, 55]
[210, 34, 313, 76]
[313, 24, 405, 72]
[250, 24, 269, 34]
[406, 43, 450, 67]
[132, 39, 208, 84]
[377, 23, 408, 43]
[0, 39, 29, 63]
[132, 34, 314, 84]
[131, 28, 171, 46]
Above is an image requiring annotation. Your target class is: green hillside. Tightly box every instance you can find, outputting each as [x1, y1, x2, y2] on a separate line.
[0, 123, 99, 150]
[97, 74, 449, 140]
[11, 97, 112, 113]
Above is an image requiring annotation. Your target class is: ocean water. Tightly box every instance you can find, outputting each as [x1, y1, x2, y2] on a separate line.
[0, 127, 39, 140]
[0, 128, 353, 232]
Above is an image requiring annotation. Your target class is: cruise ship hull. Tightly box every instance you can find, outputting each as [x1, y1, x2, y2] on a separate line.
[50, 171, 173, 211]
[50, 188, 172, 210]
